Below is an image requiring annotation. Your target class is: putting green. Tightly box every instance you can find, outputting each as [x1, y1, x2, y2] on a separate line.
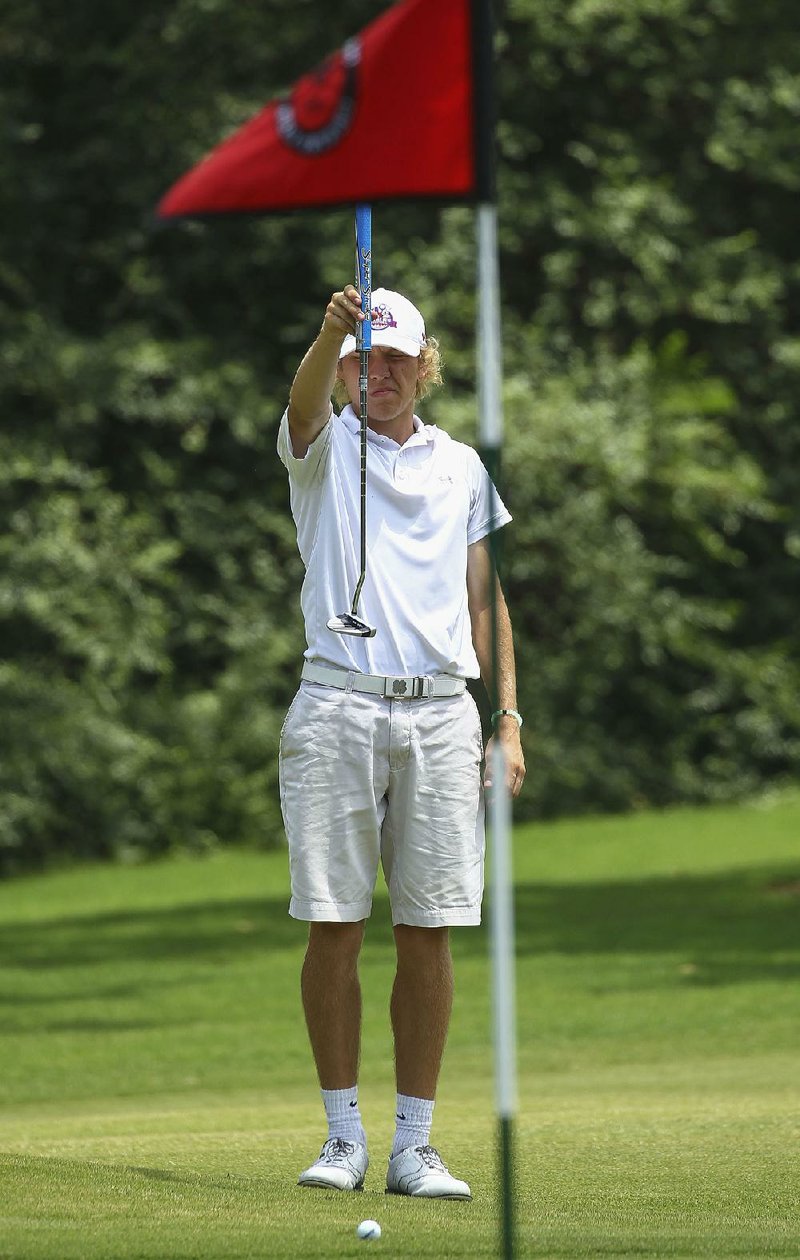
[1, 793, 798, 1257]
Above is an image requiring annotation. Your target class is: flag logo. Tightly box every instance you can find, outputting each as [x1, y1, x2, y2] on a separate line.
[157, 0, 478, 219]
[276, 39, 360, 157]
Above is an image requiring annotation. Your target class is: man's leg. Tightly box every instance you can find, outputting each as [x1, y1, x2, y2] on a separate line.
[391, 925, 453, 1099]
[302, 920, 365, 1088]
[381, 695, 481, 1198]
[385, 924, 471, 1199]
[296, 920, 370, 1190]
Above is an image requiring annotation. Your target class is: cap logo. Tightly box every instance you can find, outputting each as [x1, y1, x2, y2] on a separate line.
[371, 302, 398, 331]
[276, 39, 360, 156]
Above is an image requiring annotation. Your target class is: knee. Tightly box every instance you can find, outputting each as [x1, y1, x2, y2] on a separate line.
[306, 920, 365, 971]
[394, 924, 451, 966]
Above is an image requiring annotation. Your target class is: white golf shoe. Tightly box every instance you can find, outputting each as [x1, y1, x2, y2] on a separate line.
[297, 1137, 368, 1191]
[386, 1145, 472, 1200]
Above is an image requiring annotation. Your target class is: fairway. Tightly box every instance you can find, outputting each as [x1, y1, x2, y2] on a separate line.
[1, 794, 799, 1258]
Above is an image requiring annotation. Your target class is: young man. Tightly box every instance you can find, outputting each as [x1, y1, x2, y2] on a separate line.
[277, 284, 525, 1200]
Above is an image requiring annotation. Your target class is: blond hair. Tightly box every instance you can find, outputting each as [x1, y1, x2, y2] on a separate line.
[333, 336, 443, 408]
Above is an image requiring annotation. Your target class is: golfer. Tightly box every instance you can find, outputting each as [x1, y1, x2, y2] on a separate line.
[278, 284, 525, 1199]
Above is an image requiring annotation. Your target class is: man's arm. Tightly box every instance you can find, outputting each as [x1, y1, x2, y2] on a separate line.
[466, 536, 526, 797]
[287, 284, 364, 458]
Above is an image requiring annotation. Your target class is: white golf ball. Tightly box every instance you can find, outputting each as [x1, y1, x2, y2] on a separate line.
[356, 1219, 382, 1241]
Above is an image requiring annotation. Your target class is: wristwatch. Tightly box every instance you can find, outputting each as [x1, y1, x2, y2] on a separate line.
[490, 709, 523, 729]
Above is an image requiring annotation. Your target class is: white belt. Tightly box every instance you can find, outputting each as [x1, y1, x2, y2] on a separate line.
[301, 662, 466, 700]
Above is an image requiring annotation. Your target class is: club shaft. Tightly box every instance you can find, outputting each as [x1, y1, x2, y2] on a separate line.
[351, 356, 369, 615]
[351, 205, 372, 617]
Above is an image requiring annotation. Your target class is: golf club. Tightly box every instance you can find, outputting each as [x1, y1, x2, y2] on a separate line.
[327, 203, 377, 638]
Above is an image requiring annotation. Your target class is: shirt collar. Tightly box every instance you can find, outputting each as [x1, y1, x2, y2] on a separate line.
[338, 405, 434, 449]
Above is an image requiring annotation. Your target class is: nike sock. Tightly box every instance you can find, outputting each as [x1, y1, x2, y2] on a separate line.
[391, 1092, 435, 1157]
[321, 1086, 367, 1148]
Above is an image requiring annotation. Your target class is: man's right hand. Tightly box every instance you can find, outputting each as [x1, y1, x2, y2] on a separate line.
[287, 285, 366, 458]
[322, 284, 365, 342]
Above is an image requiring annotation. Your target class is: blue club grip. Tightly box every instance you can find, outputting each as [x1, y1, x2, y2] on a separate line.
[355, 204, 372, 352]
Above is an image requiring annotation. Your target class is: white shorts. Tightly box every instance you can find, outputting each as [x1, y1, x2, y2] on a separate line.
[279, 681, 485, 927]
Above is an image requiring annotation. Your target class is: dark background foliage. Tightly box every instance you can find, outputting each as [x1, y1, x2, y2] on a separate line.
[2, 0, 798, 872]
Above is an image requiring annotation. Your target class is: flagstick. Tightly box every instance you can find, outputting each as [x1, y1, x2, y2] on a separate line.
[472, 3, 516, 1248]
[478, 199, 517, 1260]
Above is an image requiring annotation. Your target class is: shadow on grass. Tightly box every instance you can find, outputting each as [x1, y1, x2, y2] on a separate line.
[513, 865, 799, 957]
[3, 1153, 260, 1192]
[0, 897, 306, 969]
[125, 1165, 212, 1185]
[1, 866, 798, 985]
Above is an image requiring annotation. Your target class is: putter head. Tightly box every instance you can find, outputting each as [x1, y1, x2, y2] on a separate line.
[326, 612, 377, 638]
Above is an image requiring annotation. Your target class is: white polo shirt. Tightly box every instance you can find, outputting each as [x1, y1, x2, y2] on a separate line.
[277, 404, 511, 678]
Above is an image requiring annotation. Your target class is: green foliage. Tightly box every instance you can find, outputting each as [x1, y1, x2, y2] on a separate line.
[1, 0, 799, 869]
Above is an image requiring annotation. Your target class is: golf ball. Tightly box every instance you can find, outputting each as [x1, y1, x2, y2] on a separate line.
[356, 1219, 382, 1241]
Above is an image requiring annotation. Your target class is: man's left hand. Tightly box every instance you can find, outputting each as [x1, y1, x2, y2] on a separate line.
[483, 725, 526, 798]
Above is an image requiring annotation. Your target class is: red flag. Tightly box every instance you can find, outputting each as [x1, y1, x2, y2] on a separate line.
[157, 0, 480, 218]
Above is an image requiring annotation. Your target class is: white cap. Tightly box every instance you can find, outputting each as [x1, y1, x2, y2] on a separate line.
[339, 288, 426, 358]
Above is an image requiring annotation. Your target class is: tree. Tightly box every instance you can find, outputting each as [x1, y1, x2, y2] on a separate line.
[1, 0, 798, 871]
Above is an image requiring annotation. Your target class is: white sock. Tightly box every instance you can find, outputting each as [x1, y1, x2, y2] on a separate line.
[391, 1092, 435, 1157]
[321, 1086, 367, 1148]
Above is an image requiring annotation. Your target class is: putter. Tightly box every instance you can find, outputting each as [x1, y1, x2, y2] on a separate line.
[327, 203, 377, 638]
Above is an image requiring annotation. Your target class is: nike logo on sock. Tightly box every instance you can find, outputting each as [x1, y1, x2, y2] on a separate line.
[396, 1113, 407, 1121]
[349, 1100, 358, 1108]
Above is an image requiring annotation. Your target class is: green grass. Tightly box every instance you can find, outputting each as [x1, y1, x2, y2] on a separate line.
[1, 792, 799, 1258]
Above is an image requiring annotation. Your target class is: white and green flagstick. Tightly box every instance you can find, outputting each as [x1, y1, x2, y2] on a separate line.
[480, 201, 517, 1260]
[473, 1, 517, 1256]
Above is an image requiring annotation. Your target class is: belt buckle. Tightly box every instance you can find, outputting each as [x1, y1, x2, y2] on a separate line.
[384, 675, 430, 699]
[385, 676, 408, 698]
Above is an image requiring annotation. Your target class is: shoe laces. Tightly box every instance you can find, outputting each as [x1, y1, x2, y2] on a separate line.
[322, 1137, 355, 1163]
[416, 1145, 447, 1172]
